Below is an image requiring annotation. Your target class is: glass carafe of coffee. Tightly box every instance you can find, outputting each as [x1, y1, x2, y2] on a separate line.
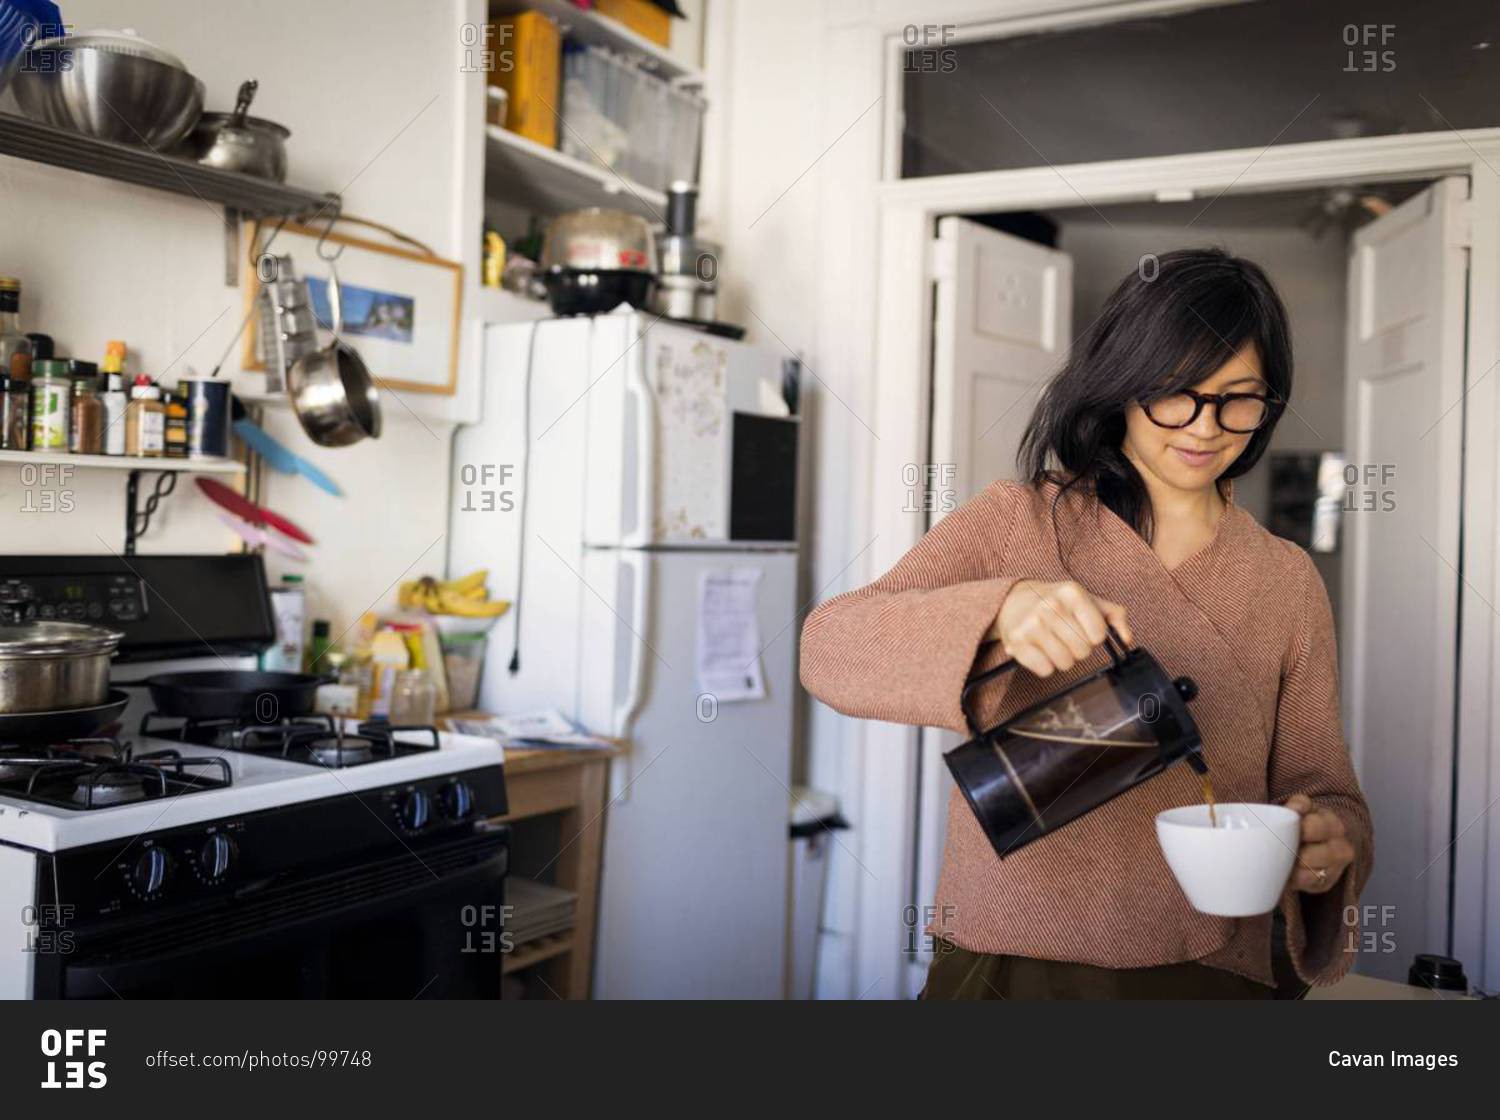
[945, 628, 1207, 859]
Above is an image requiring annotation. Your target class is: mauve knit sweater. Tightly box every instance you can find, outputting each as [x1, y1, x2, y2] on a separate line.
[800, 479, 1373, 987]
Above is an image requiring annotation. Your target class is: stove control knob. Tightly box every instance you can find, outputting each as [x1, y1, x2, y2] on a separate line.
[131, 847, 174, 896]
[399, 789, 432, 831]
[198, 833, 237, 882]
[440, 779, 474, 820]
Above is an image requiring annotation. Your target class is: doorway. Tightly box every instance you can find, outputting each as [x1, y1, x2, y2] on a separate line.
[904, 174, 1473, 996]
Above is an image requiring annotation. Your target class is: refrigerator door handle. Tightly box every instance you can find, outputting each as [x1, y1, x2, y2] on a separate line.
[623, 354, 657, 548]
[610, 550, 652, 802]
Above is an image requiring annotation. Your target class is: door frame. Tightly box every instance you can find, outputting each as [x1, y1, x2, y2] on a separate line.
[863, 129, 1500, 996]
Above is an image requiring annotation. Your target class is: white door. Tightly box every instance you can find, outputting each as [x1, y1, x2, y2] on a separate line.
[1342, 177, 1469, 981]
[907, 218, 1073, 996]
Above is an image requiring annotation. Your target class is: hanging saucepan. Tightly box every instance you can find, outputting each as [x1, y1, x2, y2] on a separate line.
[285, 259, 382, 447]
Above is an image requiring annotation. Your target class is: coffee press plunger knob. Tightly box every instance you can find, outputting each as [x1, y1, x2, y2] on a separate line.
[1173, 676, 1198, 703]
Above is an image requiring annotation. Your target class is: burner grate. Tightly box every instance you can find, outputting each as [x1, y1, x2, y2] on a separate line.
[0, 739, 233, 810]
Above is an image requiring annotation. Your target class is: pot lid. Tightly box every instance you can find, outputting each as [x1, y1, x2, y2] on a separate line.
[34, 28, 189, 72]
[0, 621, 124, 658]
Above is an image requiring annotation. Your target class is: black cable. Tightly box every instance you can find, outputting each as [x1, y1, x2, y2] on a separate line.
[507, 319, 542, 675]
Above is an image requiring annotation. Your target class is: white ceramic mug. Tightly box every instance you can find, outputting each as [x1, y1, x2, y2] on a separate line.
[1155, 802, 1301, 917]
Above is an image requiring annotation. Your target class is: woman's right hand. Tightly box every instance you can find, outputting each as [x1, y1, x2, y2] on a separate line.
[986, 580, 1132, 678]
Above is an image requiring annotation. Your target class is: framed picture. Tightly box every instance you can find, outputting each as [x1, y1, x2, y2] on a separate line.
[242, 220, 464, 395]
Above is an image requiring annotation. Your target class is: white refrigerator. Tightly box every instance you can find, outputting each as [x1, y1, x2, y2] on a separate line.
[449, 311, 801, 998]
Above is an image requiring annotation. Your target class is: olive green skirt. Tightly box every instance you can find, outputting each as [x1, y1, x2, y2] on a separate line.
[922, 941, 1275, 1000]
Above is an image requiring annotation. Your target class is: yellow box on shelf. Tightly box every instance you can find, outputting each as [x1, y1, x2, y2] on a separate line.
[488, 10, 561, 150]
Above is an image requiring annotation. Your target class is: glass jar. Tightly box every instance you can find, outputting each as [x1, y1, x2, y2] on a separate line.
[338, 654, 375, 720]
[69, 379, 104, 454]
[29, 360, 71, 452]
[0, 371, 29, 450]
[388, 669, 437, 727]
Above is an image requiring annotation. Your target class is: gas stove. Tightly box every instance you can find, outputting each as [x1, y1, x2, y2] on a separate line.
[0, 554, 511, 1000]
[0, 719, 506, 853]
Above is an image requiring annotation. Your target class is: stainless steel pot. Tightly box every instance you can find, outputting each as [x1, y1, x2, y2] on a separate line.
[285, 261, 382, 447]
[13, 29, 204, 149]
[0, 621, 123, 715]
[177, 79, 289, 181]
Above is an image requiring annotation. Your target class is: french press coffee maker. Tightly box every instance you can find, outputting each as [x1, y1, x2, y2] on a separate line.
[945, 628, 1207, 859]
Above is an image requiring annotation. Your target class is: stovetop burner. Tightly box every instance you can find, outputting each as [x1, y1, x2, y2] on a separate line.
[140, 712, 442, 769]
[0, 738, 233, 810]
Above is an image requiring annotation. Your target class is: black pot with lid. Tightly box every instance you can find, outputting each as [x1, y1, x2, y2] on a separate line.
[539, 207, 658, 316]
[946, 628, 1207, 858]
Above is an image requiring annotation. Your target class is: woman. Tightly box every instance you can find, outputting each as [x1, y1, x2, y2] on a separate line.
[801, 248, 1371, 999]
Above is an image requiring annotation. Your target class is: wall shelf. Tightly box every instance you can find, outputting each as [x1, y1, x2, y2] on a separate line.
[484, 123, 665, 219]
[0, 112, 341, 283]
[0, 450, 245, 474]
[492, 0, 704, 87]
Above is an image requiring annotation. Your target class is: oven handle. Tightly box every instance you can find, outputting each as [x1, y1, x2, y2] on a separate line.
[56, 851, 506, 999]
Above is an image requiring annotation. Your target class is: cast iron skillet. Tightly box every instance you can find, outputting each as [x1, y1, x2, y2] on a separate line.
[0, 690, 130, 743]
[127, 670, 330, 721]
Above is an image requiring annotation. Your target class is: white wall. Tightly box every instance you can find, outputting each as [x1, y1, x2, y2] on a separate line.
[0, 0, 479, 638]
[1058, 219, 1349, 610]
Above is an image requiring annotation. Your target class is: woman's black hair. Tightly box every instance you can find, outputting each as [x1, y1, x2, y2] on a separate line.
[1018, 247, 1292, 542]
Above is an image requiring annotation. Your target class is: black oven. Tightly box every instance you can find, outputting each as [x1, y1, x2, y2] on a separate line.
[29, 768, 509, 1000]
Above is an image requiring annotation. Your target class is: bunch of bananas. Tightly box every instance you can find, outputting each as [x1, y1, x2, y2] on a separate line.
[398, 569, 511, 618]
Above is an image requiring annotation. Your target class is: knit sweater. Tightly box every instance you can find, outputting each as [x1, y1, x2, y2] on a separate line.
[800, 479, 1373, 987]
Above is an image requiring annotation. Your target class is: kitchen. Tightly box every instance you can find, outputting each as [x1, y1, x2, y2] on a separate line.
[0, 0, 1496, 1027]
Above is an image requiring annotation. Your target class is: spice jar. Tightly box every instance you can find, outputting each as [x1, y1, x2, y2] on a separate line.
[163, 389, 188, 458]
[29, 359, 71, 452]
[0, 370, 29, 450]
[125, 375, 165, 458]
[68, 378, 104, 454]
[389, 668, 437, 727]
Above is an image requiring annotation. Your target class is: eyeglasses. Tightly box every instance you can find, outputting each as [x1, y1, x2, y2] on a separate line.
[1141, 389, 1273, 434]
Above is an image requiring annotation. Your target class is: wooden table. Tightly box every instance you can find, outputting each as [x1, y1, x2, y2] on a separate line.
[442, 714, 625, 999]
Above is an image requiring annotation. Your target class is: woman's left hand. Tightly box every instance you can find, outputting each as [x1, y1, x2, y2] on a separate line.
[1284, 794, 1355, 894]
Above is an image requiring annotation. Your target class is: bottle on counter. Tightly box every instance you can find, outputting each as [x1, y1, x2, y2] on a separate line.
[125, 374, 165, 457]
[0, 370, 28, 450]
[262, 574, 307, 673]
[29, 359, 71, 452]
[0, 278, 32, 387]
[99, 342, 128, 456]
[389, 668, 437, 727]
[368, 628, 411, 718]
[306, 619, 333, 673]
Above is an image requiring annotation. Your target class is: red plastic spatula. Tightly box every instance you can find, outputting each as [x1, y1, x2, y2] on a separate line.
[196, 477, 315, 545]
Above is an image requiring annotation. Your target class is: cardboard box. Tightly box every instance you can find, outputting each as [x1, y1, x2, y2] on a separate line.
[595, 0, 672, 48]
[488, 11, 561, 149]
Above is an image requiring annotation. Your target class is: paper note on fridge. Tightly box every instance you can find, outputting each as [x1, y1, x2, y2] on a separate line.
[696, 568, 767, 702]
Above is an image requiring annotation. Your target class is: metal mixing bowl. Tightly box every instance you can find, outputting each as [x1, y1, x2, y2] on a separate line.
[12, 40, 204, 149]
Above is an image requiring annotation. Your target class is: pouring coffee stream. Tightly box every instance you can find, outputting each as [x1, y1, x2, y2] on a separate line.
[945, 627, 1211, 858]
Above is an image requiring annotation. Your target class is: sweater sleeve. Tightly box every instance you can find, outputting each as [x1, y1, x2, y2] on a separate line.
[799, 482, 1031, 734]
[1269, 550, 1374, 987]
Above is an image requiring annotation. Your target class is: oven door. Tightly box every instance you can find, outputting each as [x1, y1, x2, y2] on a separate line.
[38, 829, 508, 999]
